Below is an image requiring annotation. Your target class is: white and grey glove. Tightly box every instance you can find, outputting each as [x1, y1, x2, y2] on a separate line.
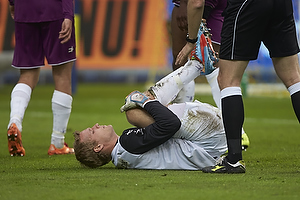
[120, 91, 149, 113]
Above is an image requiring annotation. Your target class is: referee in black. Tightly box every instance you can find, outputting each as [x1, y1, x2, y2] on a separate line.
[202, 0, 300, 173]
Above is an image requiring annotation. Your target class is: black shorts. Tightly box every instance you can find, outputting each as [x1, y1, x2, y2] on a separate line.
[219, 0, 300, 60]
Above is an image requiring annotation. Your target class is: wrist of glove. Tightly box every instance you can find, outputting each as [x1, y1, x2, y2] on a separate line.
[127, 91, 149, 107]
[120, 91, 151, 113]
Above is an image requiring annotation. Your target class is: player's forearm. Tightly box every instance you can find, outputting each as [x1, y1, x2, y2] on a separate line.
[144, 101, 181, 135]
[187, 0, 204, 39]
[62, 0, 74, 21]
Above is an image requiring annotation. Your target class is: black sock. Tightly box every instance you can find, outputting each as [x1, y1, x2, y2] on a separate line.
[291, 91, 300, 123]
[222, 95, 244, 163]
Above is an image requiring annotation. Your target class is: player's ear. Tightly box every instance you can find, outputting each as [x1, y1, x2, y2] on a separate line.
[93, 144, 104, 153]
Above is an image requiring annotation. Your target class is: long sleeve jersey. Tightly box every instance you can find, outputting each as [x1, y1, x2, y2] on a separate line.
[111, 100, 227, 170]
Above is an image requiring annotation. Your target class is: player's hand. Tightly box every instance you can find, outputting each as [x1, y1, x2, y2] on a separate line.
[120, 91, 150, 113]
[175, 42, 195, 66]
[59, 18, 72, 44]
[9, 5, 14, 19]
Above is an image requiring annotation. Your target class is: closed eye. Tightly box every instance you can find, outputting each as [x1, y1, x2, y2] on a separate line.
[87, 128, 93, 134]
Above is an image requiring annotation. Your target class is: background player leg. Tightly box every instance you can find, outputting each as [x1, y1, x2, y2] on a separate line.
[48, 62, 74, 155]
[7, 68, 40, 156]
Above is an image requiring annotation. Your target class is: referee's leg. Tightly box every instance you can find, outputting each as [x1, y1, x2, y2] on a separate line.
[273, 54, 300, 122]
[217, 59, 248, 164]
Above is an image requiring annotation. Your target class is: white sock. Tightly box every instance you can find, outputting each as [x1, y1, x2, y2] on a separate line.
[288, 82, 300, 95]
[8, 83, 32, 132]
[206, 68, 221, 109]
[51, 90, 72, 148]
[220, 87, 242, 98]
[172, 80, 195, 103]
[151, 60, 202, 105]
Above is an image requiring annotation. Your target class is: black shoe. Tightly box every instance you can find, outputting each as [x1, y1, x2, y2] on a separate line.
[202, 157, 246, 173]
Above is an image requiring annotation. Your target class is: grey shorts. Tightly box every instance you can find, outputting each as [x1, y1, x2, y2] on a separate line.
[12, 19, 76, 68]
[219, 0, 300, 60]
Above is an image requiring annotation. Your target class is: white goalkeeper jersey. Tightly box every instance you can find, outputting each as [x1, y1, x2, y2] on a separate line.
[111, 100, 227, 170]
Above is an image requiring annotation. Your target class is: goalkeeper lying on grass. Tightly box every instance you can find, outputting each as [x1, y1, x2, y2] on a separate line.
[73, 58, 249, 173]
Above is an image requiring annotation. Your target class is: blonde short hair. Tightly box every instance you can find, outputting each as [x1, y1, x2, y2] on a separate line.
[73, 131, 110, 168]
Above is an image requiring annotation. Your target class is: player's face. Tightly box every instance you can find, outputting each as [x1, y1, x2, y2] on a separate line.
[80, 123, 115, 144]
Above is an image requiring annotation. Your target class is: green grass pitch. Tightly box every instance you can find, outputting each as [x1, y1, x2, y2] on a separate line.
[0, 83, 299, 200]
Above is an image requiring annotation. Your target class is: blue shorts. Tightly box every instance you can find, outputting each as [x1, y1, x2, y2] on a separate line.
[12, 19, 76, 68]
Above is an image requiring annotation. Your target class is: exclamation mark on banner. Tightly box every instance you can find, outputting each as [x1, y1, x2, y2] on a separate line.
[132, 0, 145, 57]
